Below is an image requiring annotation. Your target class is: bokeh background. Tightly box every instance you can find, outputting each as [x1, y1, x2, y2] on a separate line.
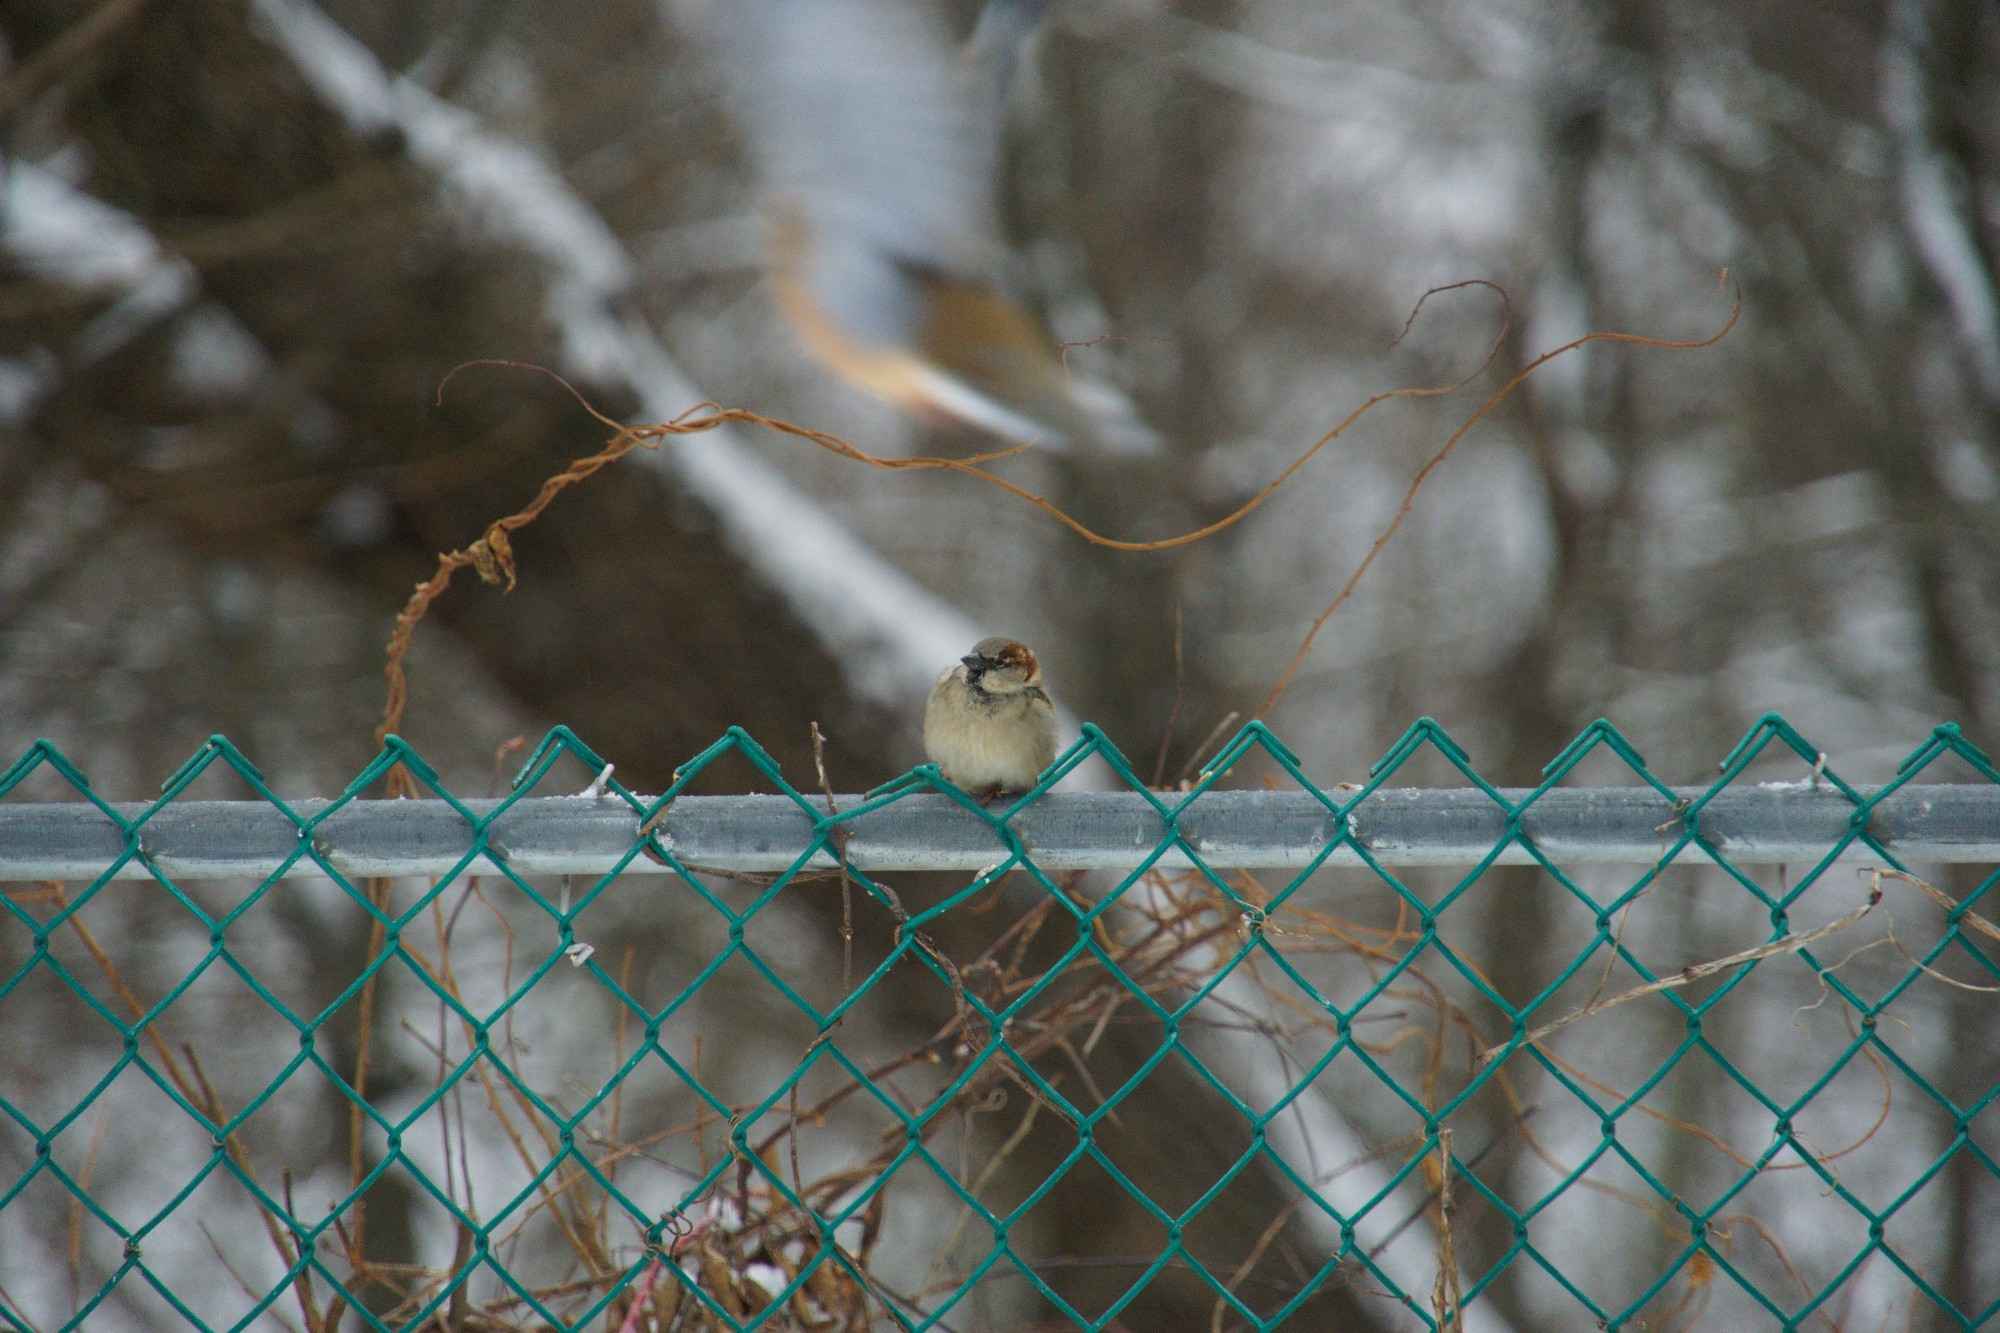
[3, 1, 1998, 1329]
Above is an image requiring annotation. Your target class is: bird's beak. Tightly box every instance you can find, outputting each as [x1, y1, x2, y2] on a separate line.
[961, 654, 988, 672]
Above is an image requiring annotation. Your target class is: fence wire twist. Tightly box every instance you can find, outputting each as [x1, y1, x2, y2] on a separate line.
[2, 715, 1997, 1331]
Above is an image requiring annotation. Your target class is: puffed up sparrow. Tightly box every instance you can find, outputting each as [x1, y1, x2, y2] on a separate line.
[923, 637, 1059, 797]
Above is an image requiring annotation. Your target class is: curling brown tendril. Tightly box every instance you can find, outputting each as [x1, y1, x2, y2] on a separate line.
[1255, 273, 1741, 718]
[377, 277, 1739, 780]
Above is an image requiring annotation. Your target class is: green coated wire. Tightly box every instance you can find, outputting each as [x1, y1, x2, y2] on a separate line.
[1, 718, 1996, 1332]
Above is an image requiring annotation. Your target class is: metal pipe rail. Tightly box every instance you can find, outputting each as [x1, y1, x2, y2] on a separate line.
[1, 785, 1995, 881]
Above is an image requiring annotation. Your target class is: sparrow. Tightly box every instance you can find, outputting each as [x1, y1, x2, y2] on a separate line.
[924, 636, 1059, 796]
[698, 0, 1160, 455]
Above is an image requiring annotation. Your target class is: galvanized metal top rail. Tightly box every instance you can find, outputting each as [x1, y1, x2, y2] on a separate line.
[2, 784, 1994, 881]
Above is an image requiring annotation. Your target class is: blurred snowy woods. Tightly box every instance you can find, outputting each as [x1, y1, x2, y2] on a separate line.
[3, 0, 2000, 1329]
[4, 0, 1999, 799]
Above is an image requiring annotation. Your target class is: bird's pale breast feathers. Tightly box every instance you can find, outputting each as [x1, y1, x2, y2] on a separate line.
[924, 638, 1058, 792]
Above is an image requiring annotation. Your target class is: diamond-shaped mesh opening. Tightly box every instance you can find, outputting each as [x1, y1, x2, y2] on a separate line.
[1006, 1150, 1171, 1325]
[312, 871, 539, 1007]
[1165, 1155, 1380, 1330]
[1698, 1165, 1872, 1314]
[1290, 846, 1432, 916]
[33, 1060, 216, 1239]
[812, 898, 1036, 1065]
[226, 1059, 363, 1189]
[1693, 958, 1888, 1119]
[1513, 1144, 1709, 1320]
[1605, 1046, 1796, 1215]
[1269, 1045, 1436, 1189]
[566, 1043, 734, 1204]
[571, 878, 739, 1003]
[938, 1048, 1089, 1221]
[1220, 849, 1338, 922]
[1585, 863, 1781, 984]
[1304, 951, 1478, 1127]
[735, 882, 893, 1025]
[735, 1048, 928, 1194]
[0, 1162, 145, 1331]
[404, 923, 641, 1096]
[13, 877, 216, 1026]
[384, 1053, 576, 1217]
[1501, 1240, 1673, 1329]
[641, 951, 840, 1114]
[1089, 1044, 1258, 1219]
[148, 945, 311, 1097]
[303, 1156, 520, 1325]
[558, 854, 685, 927]
[772, 863, 927, 983]
[0, 964, 129, 1134]
[106, 1165, 325, 1332]
[864, 1130, 1017, 1320]
[178, 874, 365, 1026]
[1425, 861, 1629, 1019]
[1768, 1048, 1979, 1219]
[1766, 854, 1886, 926]
[1907, 916, 2000, 993]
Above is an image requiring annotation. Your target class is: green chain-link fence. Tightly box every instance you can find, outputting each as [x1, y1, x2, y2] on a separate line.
[2, 716, 1997, 1331]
